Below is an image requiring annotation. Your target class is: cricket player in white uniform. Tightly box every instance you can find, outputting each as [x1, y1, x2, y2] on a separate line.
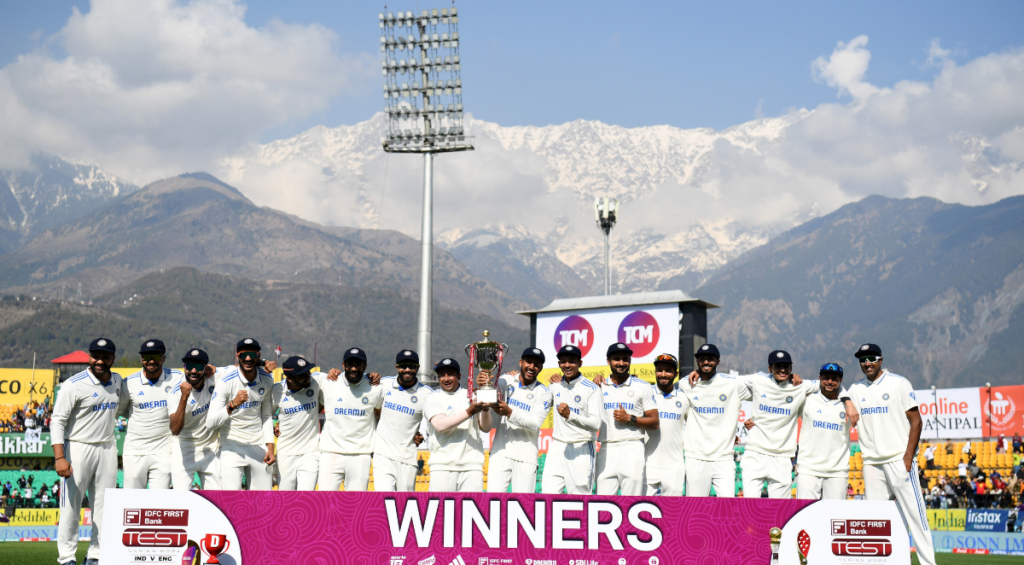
[52, 338, 123, 565]
[596, 342, 659, 496]
[374, 350, 432, 491]
[848, 343, 936, 565]
[316, 347, 383, 491]
[542, 345, 602, 495]
[206, 338, 276, 490]
[795, 363, 852, 500]
[645, 354, 690, 496]
[118, 339, 179, 489]
[681, 343, 750, 498]
[272, 356, 322, 491]
[169, 348, 221, 489]
[425, 358, 492, 492]
[486, 348, 552, 493]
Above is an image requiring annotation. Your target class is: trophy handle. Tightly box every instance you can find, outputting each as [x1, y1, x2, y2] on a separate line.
[464, 344, 473, 357]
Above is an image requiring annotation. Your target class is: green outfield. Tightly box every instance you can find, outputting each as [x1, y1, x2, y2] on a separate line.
[0, 542, 1018, 565]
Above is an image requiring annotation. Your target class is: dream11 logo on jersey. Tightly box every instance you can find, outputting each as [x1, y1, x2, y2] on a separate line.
[617, 311, 660, 358]
[555, 315, 595, 359]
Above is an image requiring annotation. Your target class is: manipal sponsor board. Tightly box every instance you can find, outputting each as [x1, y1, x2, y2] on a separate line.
[101, 489, 240, 564]
[779, 500, 910, 564]
[916, 387, 984, 439]
[537, 304, 679, 369]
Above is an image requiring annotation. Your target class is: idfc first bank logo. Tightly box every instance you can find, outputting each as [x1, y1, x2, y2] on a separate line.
[618, 311, 660, 358]
[555, 315, 594, 358]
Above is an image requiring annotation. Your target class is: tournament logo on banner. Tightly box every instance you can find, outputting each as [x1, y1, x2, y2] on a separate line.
[617, 311, 660, 358]
[554, 315, 595, 359]
[779, 500, 909, 564]
[983, 386, 1022, 435]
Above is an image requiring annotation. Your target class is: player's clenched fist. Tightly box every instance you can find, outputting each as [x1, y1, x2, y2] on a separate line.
[230, 390, 248, 409]
[56, 458, 73, 478]
[557, 402, 570, 419]
[179, 380, 193, 397]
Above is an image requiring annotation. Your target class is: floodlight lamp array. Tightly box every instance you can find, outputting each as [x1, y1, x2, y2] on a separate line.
[595, 197, 618, 233]
[379, 7, 472, 153]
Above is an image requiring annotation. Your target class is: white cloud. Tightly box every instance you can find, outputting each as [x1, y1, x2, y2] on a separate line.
[925, 38, 952, 68]
[0, 0, 373, 180]
[811, 35, 884, 103]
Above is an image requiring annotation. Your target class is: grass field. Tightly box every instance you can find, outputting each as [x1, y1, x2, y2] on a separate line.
[0, 543, 1018, 565]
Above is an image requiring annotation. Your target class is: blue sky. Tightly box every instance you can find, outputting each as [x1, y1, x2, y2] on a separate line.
[2, 0, 1021, 142]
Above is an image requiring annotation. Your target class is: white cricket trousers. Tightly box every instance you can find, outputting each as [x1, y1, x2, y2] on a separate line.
[741, 450, 793, 498]
[487, 453, 538, 493]
[219, 439, 273, 490]
[864, 461, 936, 565]
[372, 454, 418, 492]
[123, 451, 172, 489]
[686, 458, 735, 497]
[596, 440, 646, 496]
[541, 439, 595, 495]
[277, 452, 320, 491]
[171, 440, 221, 490]
[797, 474, 848, 500]
[646, 464, 686, 496]
[58, 439, 117, 564]
[317, 452, 370, 491]
[430, 470, 483, 492]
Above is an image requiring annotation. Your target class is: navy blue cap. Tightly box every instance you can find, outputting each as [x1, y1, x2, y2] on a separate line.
[282, 355, 313, 377]
[236, 338, 261, 352]
[769, 350, 793, 365]
[139, 339, 166, 355]
[181, 348, 209, 365]
[854, 343, 883, 358]
[607, 342, 633, 356]
[819, 362, 844, 377]
[521, 347, 545, 362]
[89, 338, 116, 355]
[695, 343, 720, 358]
[434, 358, 461, 373]
[396, 350, 419, 364]
[557, 345, 582, 359]
[343, 347, 368, 363]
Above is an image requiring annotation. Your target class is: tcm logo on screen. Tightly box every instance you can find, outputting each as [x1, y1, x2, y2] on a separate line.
[617, 311, 660, 358]
[122, 528, 188, 547]
[555, 315, 594, 358]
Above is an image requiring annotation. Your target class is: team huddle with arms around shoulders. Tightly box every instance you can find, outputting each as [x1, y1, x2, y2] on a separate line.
[49, 336, 936, 565]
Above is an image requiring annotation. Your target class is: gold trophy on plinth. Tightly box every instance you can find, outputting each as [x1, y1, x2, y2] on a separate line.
[464, 330, 508, 404]
[769, 527, 782, 565]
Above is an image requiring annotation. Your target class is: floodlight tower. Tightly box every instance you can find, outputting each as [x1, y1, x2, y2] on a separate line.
[595, 197, 619, 295]
[379, 7, 474, 385]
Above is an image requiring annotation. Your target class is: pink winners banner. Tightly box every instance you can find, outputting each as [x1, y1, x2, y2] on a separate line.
[199, 491, 812, 564]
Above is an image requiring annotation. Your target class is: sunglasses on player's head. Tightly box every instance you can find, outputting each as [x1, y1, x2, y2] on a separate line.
[141, 354, 163, 362]
[237, 351, 260, 362]
[184, 363, 205, 373]
[859, 356, 881, 364]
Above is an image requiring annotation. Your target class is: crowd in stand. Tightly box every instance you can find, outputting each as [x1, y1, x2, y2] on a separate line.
[1, 471, 60, 509]
[0, 399, 53, 433]
[921, 433, 1024, 510]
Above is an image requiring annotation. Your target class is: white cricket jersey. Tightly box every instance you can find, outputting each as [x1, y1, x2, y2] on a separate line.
[167, 375, 218, 447]
[849, 370, 919, 464]
[206, 367, 275, 445]
[645, 385, 690, 470]
[374, 376, 432, 465]
[549, 375, 602, 444]
[424, 387, 484, 472]
[744, 373, 824, 458]
[798, 392, 852, 478]
[51, 369, 123, 446]
[119, 369, 181, 455]
[680, 373, 752, 461]
[599, 376, 657, 443]
[315, 373, 383, 455]
[272, 379, 322, 456]
[490, 375, 552, 464]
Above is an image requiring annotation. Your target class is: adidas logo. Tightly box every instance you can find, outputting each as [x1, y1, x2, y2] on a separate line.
[816, 409, 822, 414]
[337, 397, 344, 402]
[138, 391, 145, 396]
[446, 557, 466, 565]
[92, 392, 99, 397]
[446, 406, 453, 411]
[761, 394, 767, 398]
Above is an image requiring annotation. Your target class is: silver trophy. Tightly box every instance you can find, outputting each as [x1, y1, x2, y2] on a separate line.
[464, 330, 508, 404]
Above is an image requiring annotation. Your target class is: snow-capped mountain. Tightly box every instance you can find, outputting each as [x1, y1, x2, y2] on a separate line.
[0, 153, 138, 252]
[218, 112, 815, 302]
